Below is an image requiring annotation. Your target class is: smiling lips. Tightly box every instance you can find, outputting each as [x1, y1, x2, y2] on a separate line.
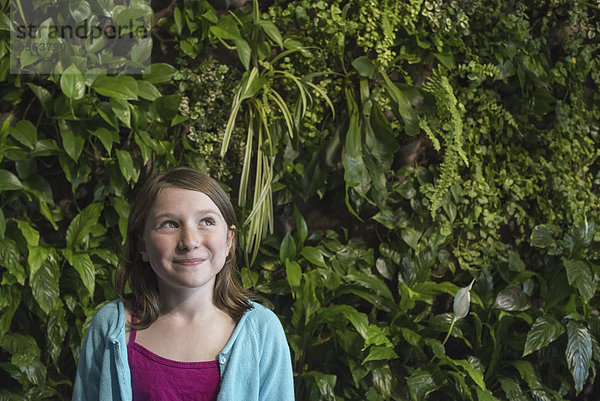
[174, 258, 206, 266]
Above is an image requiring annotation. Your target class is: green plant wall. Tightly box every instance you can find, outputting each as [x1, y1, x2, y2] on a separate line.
[0, 0, 599, 399]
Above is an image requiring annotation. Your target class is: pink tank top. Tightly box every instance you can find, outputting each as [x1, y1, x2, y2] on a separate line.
[127, 320, 220, 401]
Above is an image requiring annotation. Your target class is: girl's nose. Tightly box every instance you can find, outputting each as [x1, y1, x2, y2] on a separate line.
[178, 226, 200, 251]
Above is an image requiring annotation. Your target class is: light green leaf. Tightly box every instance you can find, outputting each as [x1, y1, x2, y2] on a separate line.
[131, 38, 152, 64]
[0, 169, 25, 191]
[116, 149, 135, 183]
[401, 226, 421, 251]
[285, 259, 302, 288]
[47, 307, 68, 365]
[60, 65, 86, 99]
[66, 203, 103, 249]
[346, 272, 394, 301]
[523, 316, 565, 356]
[0, 238, 26, 285]
[258, 20, 283, 47]
[10, 120, 37, 149]
[26, 83, 53, 115]
[137, 80, 162, 101]
[60, 121, 85, 162]
[16, 219, 38, 247]
[279, 232, 296, 263]
[143, 63, 177, 83]
[498, 377, 527, 400]
[28, 246, 49, 280]
[300, 246, 326, 267]
[234, 38, 251, 70]
[69, 0, 91, 23]
[508, 251, 526, 272]
[407, 368, 442, 400]
[566, 321, 592, 394]
[362, 345, 398, 363]
[89, 127, 115, 154]
[452, 358, 485, 390]
[92, 76, 138, 100]
[381, 72, 419, 136]
[0, 209, 5, 239]
[110, 98, 132, 128]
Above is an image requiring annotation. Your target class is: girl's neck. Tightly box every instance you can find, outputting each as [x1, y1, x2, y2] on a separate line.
[158, 285, 218, 322]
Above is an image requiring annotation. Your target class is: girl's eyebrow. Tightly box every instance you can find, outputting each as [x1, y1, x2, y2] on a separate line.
[152, 209, 221, 220]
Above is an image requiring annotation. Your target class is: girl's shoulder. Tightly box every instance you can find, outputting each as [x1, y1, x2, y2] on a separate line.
[88, 299, 127, 336]
[243, 301, 286, 333]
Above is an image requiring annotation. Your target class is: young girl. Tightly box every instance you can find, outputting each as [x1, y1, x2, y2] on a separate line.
[72, 167, 295, 400]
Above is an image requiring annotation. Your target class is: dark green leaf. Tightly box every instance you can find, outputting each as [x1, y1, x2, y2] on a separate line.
[26, 83, 53, 115]
[566, 321, 592, 394]
[564, 259, 595, 302]
[523, 316, 565, 356]
[259, 20, 283, 47]
[363, 345, 398, 363]
[234, 38, 251, 70]
[116, 149, 135, 183]
[89, 128, 114, 154]
[407, 368, 442, 400]
[30, 258, 61, 314]
[110, 98, 132, 128]
[530, 225, 554, 248]
[137, 80, 162, 101]
[494, 284, 531, 311]
[0, 238, 26, 285]
[294, 206, 307, 247]
[508, 251, 525, 272]
[498, 377, 527, 400]
[381, 73, 419, 136]
[60, 120, 85, 162]
[64, 250, 95, 296]
[46, 307, 68, 365]
[351, 56, 376, 79]
[346, 272, 394, 301]
[0, 209, 5, 239]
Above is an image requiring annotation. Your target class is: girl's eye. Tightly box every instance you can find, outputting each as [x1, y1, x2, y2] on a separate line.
[160, 220, 178, 229]
[200, 217, 216, 226]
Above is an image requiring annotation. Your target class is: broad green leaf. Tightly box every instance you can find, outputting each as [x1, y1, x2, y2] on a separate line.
[364, 325, 393, 348]
[401, 226, 421, 251]
[30, 258, 61, 314]
[0, 286, 21, 335]
[143, 63, 177, 83]
[15, 220, 38, 247]
[347, 272, 394, 301]
[564, 259, 595, 302]
[110, 98, 132, 128]
[304, 371, 336, 400]
[60, 121, 85, 162]
[285, 259, 302, 288]
[66, 203, 103, 249]
[530, 225, 554, 248]
[89, 127, 115, 154]
[258, 20, 283, 47]
[499, 377, 527, 400]
[116, 149, 134, 183]
[209, 18, 241, 41]
[381, 72, 419, 136]
[279, 232, 296, 263]
[92, 76, 138, 100]
[494, 284, 531, 311]
[153, 94, 182, 122]
[137, 80, 162, 101]
[26, 83, 53, 115]
[10, 120, 37, 149]
[234, 38, 251, 70]
[69, 0, 91, 23]
[452, 358, 485, 390]
[294, 206, 307, 247]
[474, 388, 498, 401]
[28, 246, 49, 280]
[508, 251, 525, 272]
[300, 246, 326, 267]
[407, 368, 442, 400]
[512, 360, 543, 391]
[371, 365, 393, 400]
[523, 316, 565, 356]
[352, 56, 376, 79]
[47, 307, 67, 365]
[64, 250, 96, 296]
[132, 38, 152, 64]
[319, 305, 368, 338]
[566, 321, 592, 394]
[0, 238, 26, 284]
[0, 169, 24, 190]
[60, 65, 86, 99]
[362, 345, 398, 363]
[453, 279, 474, 320]
[173, 7, 183, 35]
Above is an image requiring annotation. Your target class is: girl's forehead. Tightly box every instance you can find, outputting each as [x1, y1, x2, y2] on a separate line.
[150, 186, 222, 214]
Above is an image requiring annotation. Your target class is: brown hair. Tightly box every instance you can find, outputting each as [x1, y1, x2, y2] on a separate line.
[115, 166, 251, 328]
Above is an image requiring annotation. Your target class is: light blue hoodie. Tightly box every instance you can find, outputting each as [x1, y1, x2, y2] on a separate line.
[72, 299, 295, 400]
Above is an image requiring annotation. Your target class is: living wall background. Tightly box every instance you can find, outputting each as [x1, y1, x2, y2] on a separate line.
[1, 0, 599, 399]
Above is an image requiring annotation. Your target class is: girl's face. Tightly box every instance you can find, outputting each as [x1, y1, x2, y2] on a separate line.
[141, 186, 234, 295]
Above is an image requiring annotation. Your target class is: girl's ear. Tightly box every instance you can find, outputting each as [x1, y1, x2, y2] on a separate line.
[227, 225, 236, 251]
